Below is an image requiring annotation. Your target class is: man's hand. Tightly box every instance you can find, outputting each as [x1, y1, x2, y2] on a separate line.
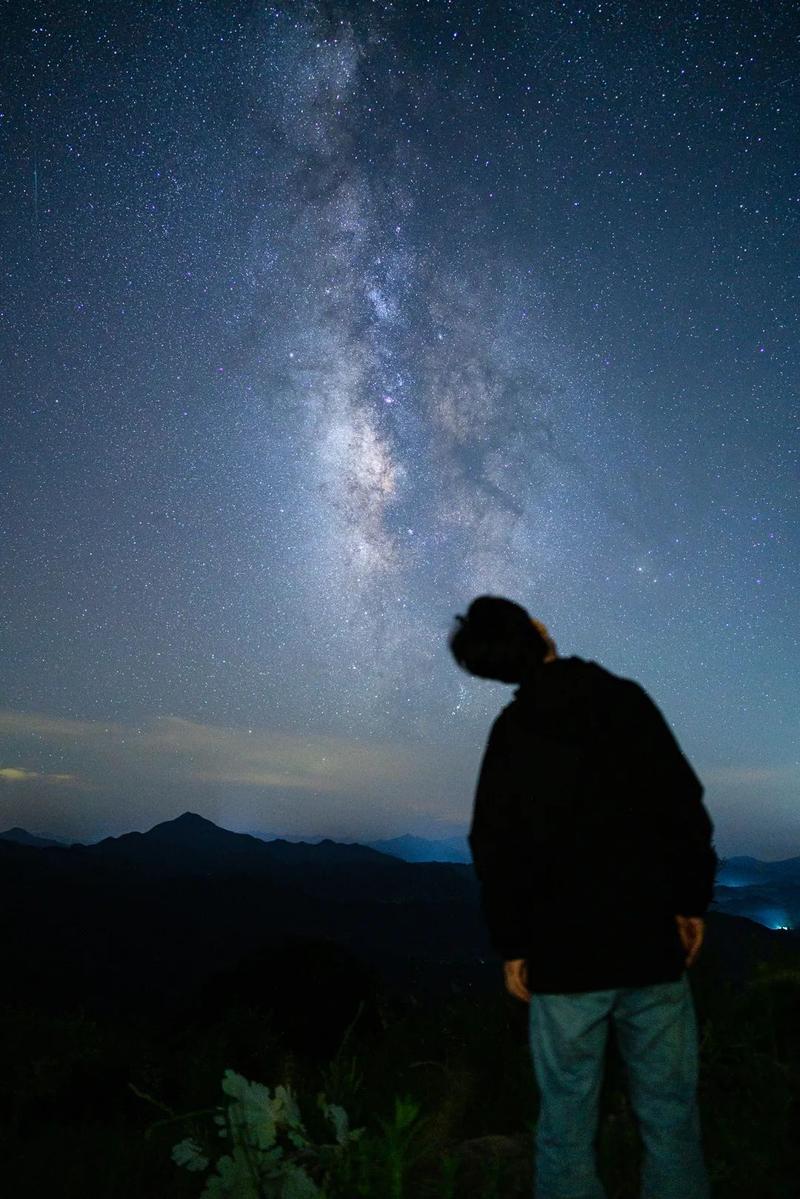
[504, 958, 531, 1003]
[504, 919, 703, 1002]
[675, 915, 705, 968]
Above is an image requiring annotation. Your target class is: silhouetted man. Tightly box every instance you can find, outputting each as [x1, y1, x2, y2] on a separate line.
[449, 595, 717, 1199]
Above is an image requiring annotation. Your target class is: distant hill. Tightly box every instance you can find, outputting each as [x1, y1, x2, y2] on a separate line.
[365, 833, 470, 863]
[0, 826, 65, 848]
[1, 811, 473, 907]
[709, 855, 800, 932]
[10, 818, 797, 883]
[94, 821, 798, 930]
[251, 830, 327, 844]
[2, 812, 799, 1027]
[717, 854, 800, 885]
[0, 814, 484, 1022]
[8, 814, 800, 927]
[78, 811, 397, 877]
[253, 829, 471, 862]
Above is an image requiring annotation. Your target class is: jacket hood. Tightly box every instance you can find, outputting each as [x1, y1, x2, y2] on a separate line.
[511, 656, 614, 713]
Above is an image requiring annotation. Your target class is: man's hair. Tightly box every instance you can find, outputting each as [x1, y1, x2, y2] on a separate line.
[448, 594, 550, 683]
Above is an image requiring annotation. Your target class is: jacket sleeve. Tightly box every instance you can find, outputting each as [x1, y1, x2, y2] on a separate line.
[468, 712, 534, 960]
[628, 683, 719, 917]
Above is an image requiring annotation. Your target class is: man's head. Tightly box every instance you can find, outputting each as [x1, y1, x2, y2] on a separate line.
[448, 595, 556, 683]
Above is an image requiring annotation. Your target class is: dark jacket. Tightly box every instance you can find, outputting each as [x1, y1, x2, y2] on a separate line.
[468, 656, 719, 994]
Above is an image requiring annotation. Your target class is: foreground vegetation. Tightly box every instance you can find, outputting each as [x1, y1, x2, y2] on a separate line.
[2, 952, 799, 1197]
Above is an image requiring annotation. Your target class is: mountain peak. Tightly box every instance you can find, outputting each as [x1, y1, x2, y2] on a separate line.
[171, 811, 216, 827]
[86, 810, 271, 873]
[144, 811, 233, 843]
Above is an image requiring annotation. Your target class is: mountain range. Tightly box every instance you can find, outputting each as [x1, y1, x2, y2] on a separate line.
[1, 821, 472, 862]
[0, 813, 485, 1023]
[6, 819, 800, 878]
[0, 825, 65, 849]
[3, 817, 799, 920]
[2, 812, 799, 1033]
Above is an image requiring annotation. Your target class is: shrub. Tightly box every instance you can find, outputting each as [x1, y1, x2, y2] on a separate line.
[171, 1068, 363, 1198]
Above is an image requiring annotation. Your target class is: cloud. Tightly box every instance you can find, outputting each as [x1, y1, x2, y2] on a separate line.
[146, 715, 413, 793]
[0, 709, 419, 796]
[0, 706, 468, 841]
[0, 767, 39, 783]
[0, 766, 80, 785]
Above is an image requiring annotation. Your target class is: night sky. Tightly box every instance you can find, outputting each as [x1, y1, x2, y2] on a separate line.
[1, 1, 797, 856]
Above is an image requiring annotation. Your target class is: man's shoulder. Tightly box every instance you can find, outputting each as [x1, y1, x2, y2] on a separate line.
[502, 657, 652, 723]
[570, 656, 641, 686]
[568, 658, 653, 702]
[510, 656, 644, 697]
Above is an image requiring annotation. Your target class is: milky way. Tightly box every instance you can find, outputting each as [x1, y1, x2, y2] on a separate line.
[1, 2, 797, 852]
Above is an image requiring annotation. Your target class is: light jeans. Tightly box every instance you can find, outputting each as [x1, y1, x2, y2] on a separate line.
[528, 972, 711, 1199]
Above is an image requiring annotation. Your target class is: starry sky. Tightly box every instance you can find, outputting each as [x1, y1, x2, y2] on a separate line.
[1, 1, 797, 855]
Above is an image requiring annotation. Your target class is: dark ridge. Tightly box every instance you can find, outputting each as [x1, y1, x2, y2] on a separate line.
[0, 827, 65, 848]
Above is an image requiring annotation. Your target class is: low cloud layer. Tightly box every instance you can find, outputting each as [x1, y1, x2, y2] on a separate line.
[0, 707, 462, 841]
[0, 766, 79, 786]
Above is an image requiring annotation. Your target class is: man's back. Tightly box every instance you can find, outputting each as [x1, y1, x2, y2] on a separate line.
[468, 656, 718, 994]
[450, 600, 714, 1195]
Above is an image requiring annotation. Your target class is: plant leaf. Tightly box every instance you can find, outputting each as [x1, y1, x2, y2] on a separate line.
[171, 1137, 209, 1172]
